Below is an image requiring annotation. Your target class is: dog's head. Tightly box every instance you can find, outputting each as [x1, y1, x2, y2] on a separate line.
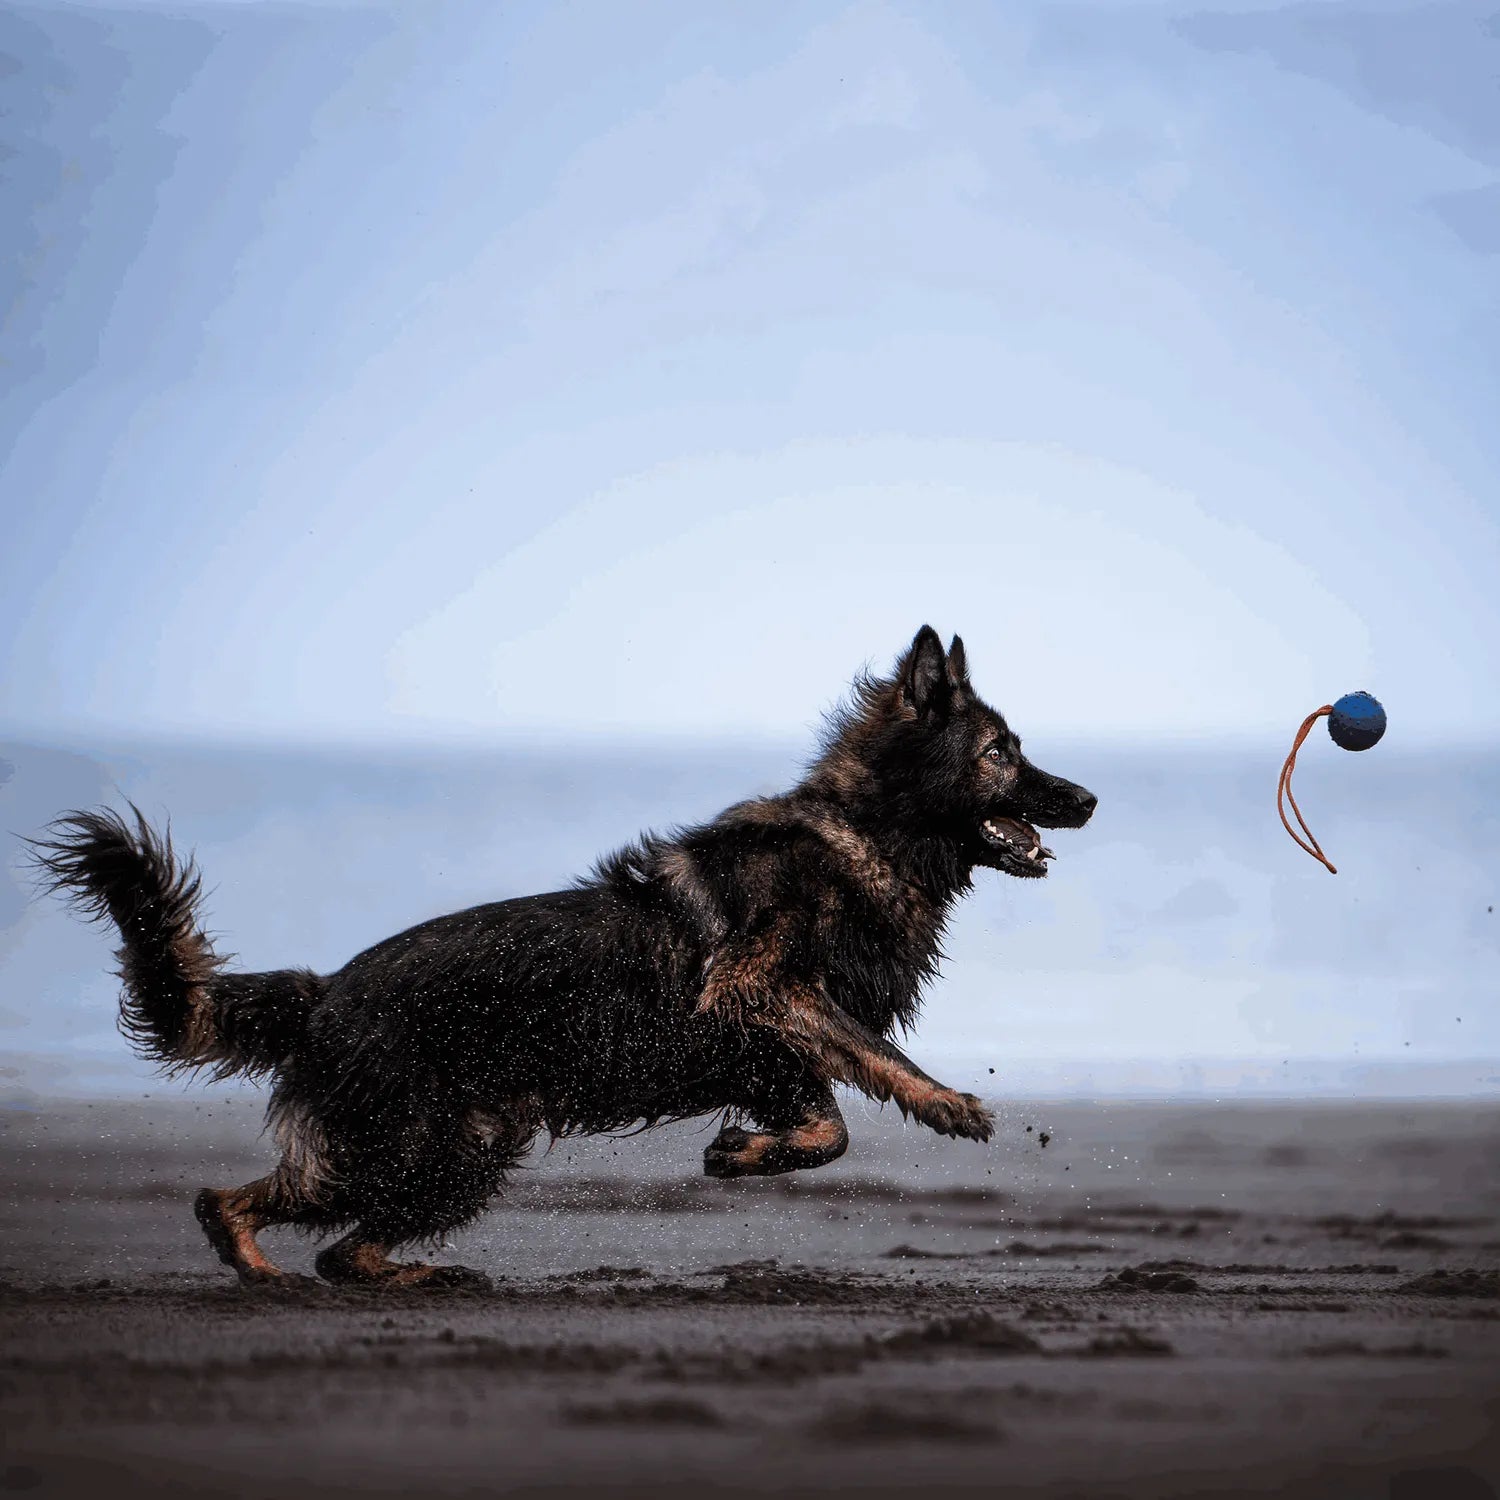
[819, 626, 1097, 880]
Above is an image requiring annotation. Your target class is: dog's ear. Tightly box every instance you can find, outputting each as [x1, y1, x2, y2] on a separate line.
[902, 626, 949, 717]
[946, 635, 969, 689]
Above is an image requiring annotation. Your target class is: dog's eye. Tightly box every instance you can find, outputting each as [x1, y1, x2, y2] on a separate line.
[983, 746, 1001, 763]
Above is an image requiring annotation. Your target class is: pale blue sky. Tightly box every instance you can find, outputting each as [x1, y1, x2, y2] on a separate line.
[3, 0, 1497, 746]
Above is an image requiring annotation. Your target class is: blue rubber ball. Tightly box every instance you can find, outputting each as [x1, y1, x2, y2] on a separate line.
[1328, 691, 1386, 751]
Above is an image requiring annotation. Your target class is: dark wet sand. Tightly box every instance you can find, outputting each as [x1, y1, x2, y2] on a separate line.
[2, 1095, 1497, 1498]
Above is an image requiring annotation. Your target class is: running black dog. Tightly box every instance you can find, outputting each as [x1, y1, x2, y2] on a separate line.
[33, 627, 1096, 1286]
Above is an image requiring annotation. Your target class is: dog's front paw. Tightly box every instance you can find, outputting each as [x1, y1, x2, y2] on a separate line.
[919, 1089, 994, 1144]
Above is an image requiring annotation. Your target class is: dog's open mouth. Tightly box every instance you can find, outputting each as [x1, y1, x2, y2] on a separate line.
[980, 816, 1054, 868]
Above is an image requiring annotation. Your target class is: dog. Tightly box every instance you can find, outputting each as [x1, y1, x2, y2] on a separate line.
[32, 626, 1096, 1287]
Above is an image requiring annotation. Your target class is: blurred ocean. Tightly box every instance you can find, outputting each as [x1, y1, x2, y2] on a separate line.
[1, 734, 1495, 1100]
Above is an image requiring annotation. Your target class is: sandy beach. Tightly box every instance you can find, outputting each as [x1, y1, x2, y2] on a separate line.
[1, 1093, 1496, 1498]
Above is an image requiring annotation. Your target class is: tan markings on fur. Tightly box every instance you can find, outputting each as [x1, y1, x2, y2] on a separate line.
[769, 983, 946, 1117]
[175, 928, 223, 1058]
[711, 1112, 849, 1176]
[657, 847, 727, 944]
[695, 915, 792, 1022]
[798, 804, 939, 932]
[314, 1232, 456, 1287]
[809, 678, 909, 800]
[700, 798, 934, 1012]
[194, 1179, 289, 1279]
[697, 929, 948, 1121]
[717, 797, 783, 827]
[116, 918, 225, 1066]
[723, 795, 933, 928]
[727, 1116, 845, 1170]
[269, 1100, 339, 1203]
[817, 1045, 979, 1136]
[728, 1132, 774, 1168]
[802, 812, 899, 904]
[786, 1113, 848, 1158]
[467, 1094, 542, 1147]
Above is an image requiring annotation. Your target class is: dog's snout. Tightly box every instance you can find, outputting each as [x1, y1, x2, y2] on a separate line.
[1021, 769, 1098, 830]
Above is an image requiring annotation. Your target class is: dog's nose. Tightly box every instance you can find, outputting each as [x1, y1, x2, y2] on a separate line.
[1074, 787, 1098, 821]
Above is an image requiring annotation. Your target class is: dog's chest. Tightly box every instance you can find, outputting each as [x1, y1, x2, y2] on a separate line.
[823, 883, 942, 1030]
[791, 819, 943, 1025]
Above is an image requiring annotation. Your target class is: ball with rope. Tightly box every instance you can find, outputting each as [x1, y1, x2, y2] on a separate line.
[1277, 692, 1386, 874]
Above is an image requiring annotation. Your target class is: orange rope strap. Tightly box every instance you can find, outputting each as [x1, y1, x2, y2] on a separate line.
[1277, 705, 1337, 874]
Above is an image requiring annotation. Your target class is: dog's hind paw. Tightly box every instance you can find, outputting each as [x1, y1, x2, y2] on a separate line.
[408, 1265, 494, 1292]
[704, 1126, 757, 1178]
[315, 1238, 495, 1291]
[239, 1269, 324, 1293]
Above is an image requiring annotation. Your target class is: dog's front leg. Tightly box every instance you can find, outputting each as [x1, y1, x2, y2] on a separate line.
[714, 981, 992, 1144]
[698, 929, 993, 1144]
[783, 990, 994, 1143]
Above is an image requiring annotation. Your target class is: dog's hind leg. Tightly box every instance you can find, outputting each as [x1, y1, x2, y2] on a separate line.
[704, 1080, 850, 1179]
[194, 1170, 317, 1284]
[312, 1106, 536, 1290]
[314, 1232, 493, 1290]
[703, 1108, 848, 1179]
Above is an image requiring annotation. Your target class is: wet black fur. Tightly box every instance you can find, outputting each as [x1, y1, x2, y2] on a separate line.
[31, 627, 1096, 1250]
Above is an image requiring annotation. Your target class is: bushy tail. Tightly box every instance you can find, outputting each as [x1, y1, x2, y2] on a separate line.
[29, 806, 320, 1080]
